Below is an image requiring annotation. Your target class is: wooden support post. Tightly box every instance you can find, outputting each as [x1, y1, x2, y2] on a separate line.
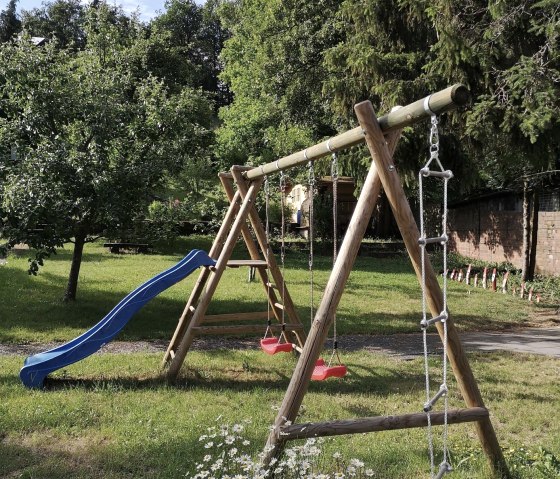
[219, 174, 285, 327]
[163, 188, 244, 365]
[262, 127, 403, 464]
[166, 177, 264, 382]
[231, 168, 305, 348]
[279, 407, 489, 440]
[353, 101, 509, 478]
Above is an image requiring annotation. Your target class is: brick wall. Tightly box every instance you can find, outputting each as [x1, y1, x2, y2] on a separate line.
[536, 211, 560, 275]
[448, 206, 560, 276]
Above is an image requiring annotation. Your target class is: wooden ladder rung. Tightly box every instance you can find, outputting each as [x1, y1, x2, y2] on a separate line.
[266, 282, 278, 290]
[192, 323, 304, 335]
[278, 407, 489, 441]
[273, 302, 284, 310]
[227, 259, 268, 268]
[203, 311, 269, 323]
[169, 350, 175, 359]
[189, 305, 196, 313]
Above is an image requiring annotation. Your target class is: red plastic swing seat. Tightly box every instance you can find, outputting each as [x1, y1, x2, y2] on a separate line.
[311, 358, 348, 381]
[260, 337, 294, 355]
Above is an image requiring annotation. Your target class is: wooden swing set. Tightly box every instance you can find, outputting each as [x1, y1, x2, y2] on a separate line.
[162, 84, 510, 478]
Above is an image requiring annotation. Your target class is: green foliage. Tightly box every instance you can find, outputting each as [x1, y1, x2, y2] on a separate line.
[218, 0, 559, 197]
[452, 443, 560, 479]
[0, 5, 213, 296]
[216, 0, 341, 170]
[0, 0, 21, 42]
[21, 0, 86, 49]
[150, 0, 230, 104]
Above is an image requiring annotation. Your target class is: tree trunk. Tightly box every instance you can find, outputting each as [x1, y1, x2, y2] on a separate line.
[527, 190, 539, 280]
[64, 232, 86, 302]
[521, 181, 531, 281]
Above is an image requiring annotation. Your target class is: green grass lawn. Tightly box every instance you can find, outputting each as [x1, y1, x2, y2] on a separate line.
[1, 237, 559, 478]
[0, 236, 543, 344]
[1, 351, 559, 478]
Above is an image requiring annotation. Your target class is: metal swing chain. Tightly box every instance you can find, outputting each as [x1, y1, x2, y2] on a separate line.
[329, 152, 342, 367]
[308, 161, 315, 326]
[264, 176, 272, 338]
[279, 172, 287, 342]
[419, 106, 452, 479]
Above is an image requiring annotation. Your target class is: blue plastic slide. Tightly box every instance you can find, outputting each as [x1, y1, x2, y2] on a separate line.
[20, 249, 215, 388]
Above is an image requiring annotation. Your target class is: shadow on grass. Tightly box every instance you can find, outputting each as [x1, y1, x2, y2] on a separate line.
[13, 357, 428, 403]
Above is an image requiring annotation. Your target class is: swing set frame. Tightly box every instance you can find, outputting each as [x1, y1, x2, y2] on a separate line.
[163, 84, 510, 478]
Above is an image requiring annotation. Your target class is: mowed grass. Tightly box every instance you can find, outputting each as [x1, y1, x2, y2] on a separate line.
[1, 350, 559, 478]
[0, 236, 539, 344]
[1, 236, 559, 478]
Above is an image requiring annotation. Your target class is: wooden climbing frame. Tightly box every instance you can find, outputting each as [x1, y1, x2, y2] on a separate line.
[164, 84, 510, 478]
[162, 169, 306, 381]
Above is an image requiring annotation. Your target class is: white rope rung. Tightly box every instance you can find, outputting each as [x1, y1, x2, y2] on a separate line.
[434, 461, 452, 479]
[420, 167, 454, 179]
[420, 311, 448, 329]
[418, 235, 448, 246]
[423, 384, 448, 413]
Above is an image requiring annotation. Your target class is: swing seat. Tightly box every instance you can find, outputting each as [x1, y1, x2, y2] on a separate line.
[311, 358, 347, 381]
[260, 337, 294, 355]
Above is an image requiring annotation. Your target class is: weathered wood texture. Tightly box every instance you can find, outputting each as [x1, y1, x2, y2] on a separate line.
[202, 311, 270, 323]
[279, 407, 489, 440]
[220, 176, 284, 327]
[354, 101, 509, 478]
[262, 129, 402, 463]
[192, 323, 304, 335]
[165, 178, 264, 381]
[231, 168, 305, 348]
[162, 189, 245, 365]
[244, 84, 468, 180]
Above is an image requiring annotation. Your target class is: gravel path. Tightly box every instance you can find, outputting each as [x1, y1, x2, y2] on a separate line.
[2, 327, 559, 358]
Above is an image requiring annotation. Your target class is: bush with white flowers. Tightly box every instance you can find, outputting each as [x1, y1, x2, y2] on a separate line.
[185, 420, 376, 478]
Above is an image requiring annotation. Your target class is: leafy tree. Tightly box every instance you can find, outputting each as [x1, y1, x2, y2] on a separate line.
[0, 0, 21, 42]
[0, 5, 213, 301]
[21, 0, 86, 49]
[218, 0, 558, 272]
[150, 0, 230, 105]
[216, 0, 341, 170]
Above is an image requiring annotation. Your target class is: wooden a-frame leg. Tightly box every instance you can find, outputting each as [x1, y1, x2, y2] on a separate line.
[220, 174, 286, 329]
[166, 178, 264, 382]
[231, 168, 305, 348]
[354, 101, 509, 478]
[262, 129, 402, 465]
[162, 188, 245, 365]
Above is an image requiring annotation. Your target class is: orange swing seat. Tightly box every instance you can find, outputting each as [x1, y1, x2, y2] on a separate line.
[311, 358, 347, 381]
[260, 337, 294, 355]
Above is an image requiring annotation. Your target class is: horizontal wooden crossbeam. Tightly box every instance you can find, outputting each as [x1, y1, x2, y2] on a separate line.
[226, 259, 268, 268]
[203, 311, 270, 323]
[192, 323, 304, 335]
[243, 84, 469, 181]
[278, 407, 489, 440]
